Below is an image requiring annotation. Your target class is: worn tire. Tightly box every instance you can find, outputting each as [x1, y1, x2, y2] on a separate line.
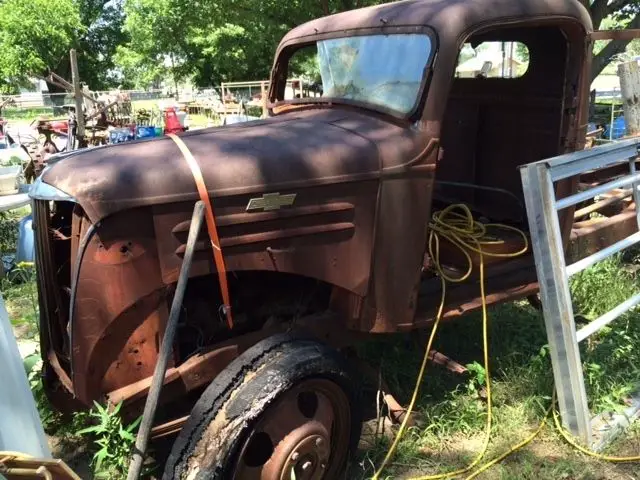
[162, 333, 362, 480]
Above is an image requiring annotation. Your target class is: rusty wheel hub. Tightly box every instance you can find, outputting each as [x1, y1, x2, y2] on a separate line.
[235, 379, 350, 480]
[277, 429, 331, 480]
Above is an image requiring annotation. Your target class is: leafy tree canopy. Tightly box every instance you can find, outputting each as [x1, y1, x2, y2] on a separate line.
[0, 0, 125, 94]
[0, 0, 84, 93]
[3, 0, 640, 93]
[116, 0, 385, 88]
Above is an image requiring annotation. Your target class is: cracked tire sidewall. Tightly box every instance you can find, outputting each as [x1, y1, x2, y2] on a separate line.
[162, 333, 362, 480]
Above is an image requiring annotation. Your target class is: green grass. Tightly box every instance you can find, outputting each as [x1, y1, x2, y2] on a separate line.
[0, 207, 38, 338]
[2, 106, 55, 121]
[351, 253, 640, 479]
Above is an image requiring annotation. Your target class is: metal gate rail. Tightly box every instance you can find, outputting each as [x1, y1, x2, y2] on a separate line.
[520, 138, 640, 447]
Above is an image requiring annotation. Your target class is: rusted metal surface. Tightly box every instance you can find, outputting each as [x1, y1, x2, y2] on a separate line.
[568, 204, 639, 264]
[428, 350, 469, 375]
[105, 314, 358, 411]
[150, 416, 189, 439]
[233, 379, 349, 480]
[573, 189, 632, 219]
[152, 181, 376, 295]
[41, 109, 392, 224]
[69, 208, 170, 404]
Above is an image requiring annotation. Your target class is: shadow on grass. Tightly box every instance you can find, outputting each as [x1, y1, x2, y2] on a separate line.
[356, 299, 551, 416]
[352, 270, 640, 479]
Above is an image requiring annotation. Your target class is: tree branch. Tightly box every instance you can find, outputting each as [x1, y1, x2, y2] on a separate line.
[320, 0, 329, 15]
[590, 0, 610, 28]
[607, 0, 631, 17]
[591, 13, 640, 81]
[341, 0, 354, 10]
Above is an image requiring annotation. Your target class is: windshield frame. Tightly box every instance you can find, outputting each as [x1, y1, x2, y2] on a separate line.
[269, 25, 438, 121]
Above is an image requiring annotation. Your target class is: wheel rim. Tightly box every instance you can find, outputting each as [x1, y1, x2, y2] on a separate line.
[234, 378, 351, 479]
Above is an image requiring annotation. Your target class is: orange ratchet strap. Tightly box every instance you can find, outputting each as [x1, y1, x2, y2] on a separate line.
[168, 133, 234, 330]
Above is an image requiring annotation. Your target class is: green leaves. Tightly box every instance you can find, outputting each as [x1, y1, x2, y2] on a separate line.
[0, 0, 84, 89]
[117, 0, 389, 88]
[77, 400, 142, 477]
[0, 0, 126, 91]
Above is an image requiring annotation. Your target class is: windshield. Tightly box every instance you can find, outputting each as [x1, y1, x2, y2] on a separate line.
[284, 33, 433, 115]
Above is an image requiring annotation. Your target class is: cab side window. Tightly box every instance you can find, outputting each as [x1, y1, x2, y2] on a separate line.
[455, 42, 530, 79]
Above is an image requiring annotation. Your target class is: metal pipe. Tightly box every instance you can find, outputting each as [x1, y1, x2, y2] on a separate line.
[573, 189, 631, 219]
[127, 201, 205, 480]
[36, 466, 53, 480]
[576, 292, 640, 342]
[556, 172, 640, 210]
[566, 230, 640, 277]
[630, 158, 640, 230]
[542, 138, 639, 181]
[3, 467, 52, 479]
[610, 100, 615, 141]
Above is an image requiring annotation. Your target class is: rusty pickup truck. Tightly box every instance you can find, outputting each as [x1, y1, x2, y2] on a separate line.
[29, 0, 639, 478]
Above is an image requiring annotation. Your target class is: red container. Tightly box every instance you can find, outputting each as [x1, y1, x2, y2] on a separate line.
[164, 108, 184, 135]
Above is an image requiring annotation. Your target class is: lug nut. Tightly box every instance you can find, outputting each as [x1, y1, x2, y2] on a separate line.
[315, 438, 323, 448]
[291, 452, 299, 462]
[301, 461, 312, 471]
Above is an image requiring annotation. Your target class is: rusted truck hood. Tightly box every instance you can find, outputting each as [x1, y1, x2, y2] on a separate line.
[37, 108, 420, 223]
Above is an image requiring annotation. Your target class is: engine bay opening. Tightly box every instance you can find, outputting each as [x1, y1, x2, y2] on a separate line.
[170, 271, 332, 365]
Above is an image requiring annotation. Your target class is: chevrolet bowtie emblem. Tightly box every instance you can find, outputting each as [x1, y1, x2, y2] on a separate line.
[246, 192, 297, 212]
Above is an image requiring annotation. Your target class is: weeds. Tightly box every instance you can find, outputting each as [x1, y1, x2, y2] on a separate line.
[77, 402, 142, 479]
[24, 355, 65, 432]
[3, 262, 39, 338]
[571, 254, 640, 413]
[0, 210, 21, 253]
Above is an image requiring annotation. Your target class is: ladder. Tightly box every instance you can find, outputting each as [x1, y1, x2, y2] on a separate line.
[520, 138, 640, 447]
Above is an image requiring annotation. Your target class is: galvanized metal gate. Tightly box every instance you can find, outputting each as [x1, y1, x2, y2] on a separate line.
[520, 138, 640, 447]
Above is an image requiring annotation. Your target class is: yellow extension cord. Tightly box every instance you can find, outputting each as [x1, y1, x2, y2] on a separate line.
[372, 203, 640, 480]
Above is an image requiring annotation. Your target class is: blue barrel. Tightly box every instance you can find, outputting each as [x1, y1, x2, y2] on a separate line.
[136, 126, 157, 139]
[16, 214, 34, 264]
[604, 116, 626, 140]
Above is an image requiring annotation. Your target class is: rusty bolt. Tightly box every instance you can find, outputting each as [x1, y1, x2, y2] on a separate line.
[291, 452, 299, 462]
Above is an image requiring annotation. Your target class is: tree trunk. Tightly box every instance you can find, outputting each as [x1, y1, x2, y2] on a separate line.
[591, 14, 640, 82]
[170, 54, 179, 101]
[618, 60, 640, 136]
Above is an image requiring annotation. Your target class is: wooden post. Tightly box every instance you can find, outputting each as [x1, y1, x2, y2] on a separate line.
[70, 49, 85, 148]
[618, 60, 640, 136]
[221, 82, 226, 113]
[261, 81, 267, 118]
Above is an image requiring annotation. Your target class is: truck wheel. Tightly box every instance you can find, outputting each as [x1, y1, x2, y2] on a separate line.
[163, 334, 362, 480]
